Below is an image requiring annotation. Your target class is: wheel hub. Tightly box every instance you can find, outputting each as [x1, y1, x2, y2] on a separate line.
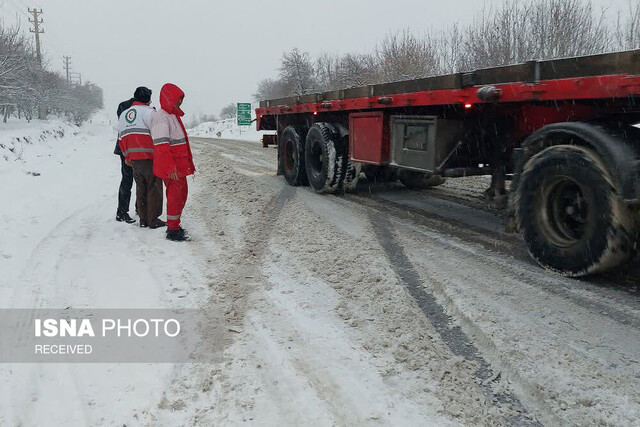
[539, 176, 590, 248]
[309, 141, 324, 178]
[284, 140, 295, 172]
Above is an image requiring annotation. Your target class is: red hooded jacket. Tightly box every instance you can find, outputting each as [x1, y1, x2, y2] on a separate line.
[150, 84, 195, 178]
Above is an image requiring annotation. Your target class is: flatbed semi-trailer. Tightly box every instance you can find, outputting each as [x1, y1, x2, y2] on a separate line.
[256, 49, 640, 277]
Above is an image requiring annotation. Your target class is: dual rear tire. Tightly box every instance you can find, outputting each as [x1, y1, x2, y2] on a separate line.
[305, 123, 347, 193]
[279, 126, 308, 187]
[516, 145, 635, 276]
[279, 123, 360, 193]
[281, 122, 636, 276]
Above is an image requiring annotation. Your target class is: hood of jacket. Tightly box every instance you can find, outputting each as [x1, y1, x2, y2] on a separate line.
[159, 83, 185, 117]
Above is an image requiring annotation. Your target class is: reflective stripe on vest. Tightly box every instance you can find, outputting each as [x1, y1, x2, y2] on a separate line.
[123, 147, 154, 156]
[119, 128, 151, 139]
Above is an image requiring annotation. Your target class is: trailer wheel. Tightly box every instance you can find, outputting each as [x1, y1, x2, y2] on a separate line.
[343, 162, 361, 192]
[279, 126, 308, 186]
[398, 170, 446, 189]
[516, 145, 634, 276]
[305, 123, 346, 193]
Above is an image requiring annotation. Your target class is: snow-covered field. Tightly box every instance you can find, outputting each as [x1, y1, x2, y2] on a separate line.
[0, 114, 209, 425]
[1, 115, 639, 426]
[189, 117, 271, 143]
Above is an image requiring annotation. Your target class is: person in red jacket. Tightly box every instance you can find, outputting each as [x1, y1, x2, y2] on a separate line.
[150, 83, 195, 242]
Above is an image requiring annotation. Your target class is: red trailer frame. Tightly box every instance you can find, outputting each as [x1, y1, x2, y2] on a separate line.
[255, 50, 640, 277]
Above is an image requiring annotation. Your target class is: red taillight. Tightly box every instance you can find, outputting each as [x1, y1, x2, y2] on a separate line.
[313, 111, 318, 115]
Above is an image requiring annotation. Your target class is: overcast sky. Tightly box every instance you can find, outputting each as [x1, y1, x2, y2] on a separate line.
[0, 0, 632, 118]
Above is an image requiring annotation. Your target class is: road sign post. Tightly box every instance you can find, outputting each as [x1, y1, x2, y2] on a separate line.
[237, 103, 252, 127]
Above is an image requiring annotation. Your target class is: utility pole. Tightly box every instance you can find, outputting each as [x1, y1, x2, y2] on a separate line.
[63, 56, 71, 84]
[28, 8, 44, 67]
[29, 9, 45, 119]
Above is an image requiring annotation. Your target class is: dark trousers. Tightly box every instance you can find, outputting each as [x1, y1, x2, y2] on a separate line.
[117, 154, 134, 215]
[132, 159, 163, 223]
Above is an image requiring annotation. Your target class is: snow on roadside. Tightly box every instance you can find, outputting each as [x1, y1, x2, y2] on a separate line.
[0, 118, 78, 175]
[0, 113, 117, 284]
[189, 117, 272, 143]
[0, 113, 221, 427]
[147, 140, 523, 426]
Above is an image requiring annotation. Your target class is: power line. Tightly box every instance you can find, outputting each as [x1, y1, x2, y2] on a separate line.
[4, 3, 87, 83]
[12, 0, 33, 11]
[1, 0, 30, 21]
[22, 3, 71, 73]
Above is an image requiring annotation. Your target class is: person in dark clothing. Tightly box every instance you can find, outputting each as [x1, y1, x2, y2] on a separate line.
[115, 97, 136, 223]
[117, 86, 166, 230]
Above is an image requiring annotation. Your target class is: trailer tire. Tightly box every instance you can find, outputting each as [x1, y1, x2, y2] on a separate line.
[305, 123, 346, 193]
[516, 145, 634, 277]
[398, 170, 446, 189]
[279, 126, 308, 186]
[343, 162, 361, 192]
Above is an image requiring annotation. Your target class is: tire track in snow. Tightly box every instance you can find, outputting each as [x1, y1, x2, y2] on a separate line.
[369, 212, 543, 426]
[149, 142, 298, 422]
[351, 193, 640, 329]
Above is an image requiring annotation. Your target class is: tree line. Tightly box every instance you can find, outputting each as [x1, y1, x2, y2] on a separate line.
[254, 0, 640, 100]
[187, 103, 237, 128]
[0, 21, 103, 124]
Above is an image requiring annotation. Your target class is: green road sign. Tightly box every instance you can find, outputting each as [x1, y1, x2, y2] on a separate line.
[237, 102, 252, 126]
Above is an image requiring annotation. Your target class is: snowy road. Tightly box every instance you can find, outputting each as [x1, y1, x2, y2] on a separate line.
[186, 137, 640, 426]
[1, 123, 639, 426]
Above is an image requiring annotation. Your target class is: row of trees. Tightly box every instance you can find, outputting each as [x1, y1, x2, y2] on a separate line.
[0, 21, 103, 124]
[187, 113, 218, 128]
[254, 0, 640, 100]
[186, 103, 238, 128]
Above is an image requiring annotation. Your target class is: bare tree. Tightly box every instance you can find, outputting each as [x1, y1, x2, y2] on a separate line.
[436, 23, 466, 73]
[220, 103, 236, 120]
[279, 48, 316, 95]
[315, 53, 338, 91]
[336, 53, 376, 88]
[373, 30, 441, 83]
[253, 78, 290, 101]
[462, 0, 612, 69]
[187, 113, 218, 127]
[0, 18, 104, 124]
[254, 0, 634, 100]
[616, 0, 640, 49]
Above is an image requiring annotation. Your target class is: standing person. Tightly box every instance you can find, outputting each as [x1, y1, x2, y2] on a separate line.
[151, 83, 195, 242]
[114, 96, 135, 223]
[117, 86, 166, 229]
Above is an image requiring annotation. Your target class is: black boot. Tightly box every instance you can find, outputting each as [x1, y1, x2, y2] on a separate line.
[166, 228, 189, 242]
[149, 219, 167, 229]
[116, 212, 136, 224]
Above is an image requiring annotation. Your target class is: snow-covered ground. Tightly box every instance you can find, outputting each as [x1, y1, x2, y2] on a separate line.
[2, 116, 639, 426]
[0, 115, 467, 426]
[189, 117, 271, 143]
[0, 114, 210, 425]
